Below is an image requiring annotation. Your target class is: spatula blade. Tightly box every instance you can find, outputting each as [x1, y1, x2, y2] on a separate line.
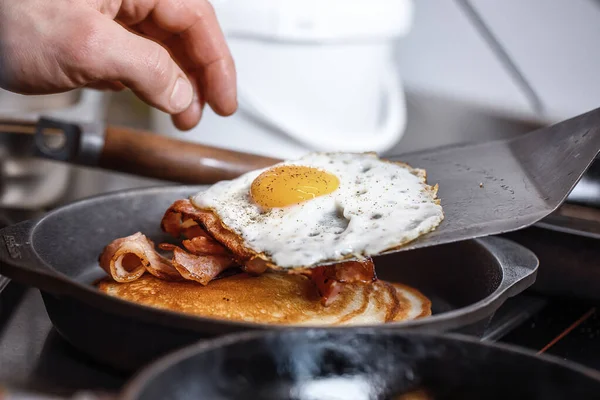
[386, 106, 600, 253]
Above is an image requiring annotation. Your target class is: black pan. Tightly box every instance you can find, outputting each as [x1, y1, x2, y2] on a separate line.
[119, 329, 600, 400]
[4, 330, 599, 399]
[0, 186, 538, 372]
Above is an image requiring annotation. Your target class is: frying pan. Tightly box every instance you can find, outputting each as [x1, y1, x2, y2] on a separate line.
[0, 185, 538, 372]
[4, 330, 600, 399]
[120, 329, 600, 399]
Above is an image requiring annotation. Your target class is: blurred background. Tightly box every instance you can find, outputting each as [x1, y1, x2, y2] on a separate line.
[0, 0, 599, 216]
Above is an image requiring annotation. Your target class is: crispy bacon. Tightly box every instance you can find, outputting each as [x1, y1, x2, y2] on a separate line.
[159, 200, 379, 304]
[172, 247, 234, 285]
[324, 258, 377, 283]
[244, 257, 269, 275]
[99, 232, 181, 282]
[182, 224, 207, 240]
[161, 199, 203, 238]
[182, 236, 229, 256]
[161, 209, 184, 237]
[158, 243, 177, 251]
[305, 258, 377, 305]
[161, 199, 256, 264]
[100, 200, 379, 306]
[99, 233, 235, 285]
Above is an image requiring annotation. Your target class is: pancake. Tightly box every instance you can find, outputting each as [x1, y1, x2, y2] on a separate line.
[97, 273, 431, 326]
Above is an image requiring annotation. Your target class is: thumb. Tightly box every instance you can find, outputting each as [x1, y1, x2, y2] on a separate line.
[66, 17, 193, 114]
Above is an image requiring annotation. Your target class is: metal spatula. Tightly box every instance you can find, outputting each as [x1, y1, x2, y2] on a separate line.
[386, 106, 600, 252]
[1, 107, 599, 253]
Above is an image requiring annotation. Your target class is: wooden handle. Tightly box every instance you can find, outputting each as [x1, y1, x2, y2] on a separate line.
[98, 126, 281, 184]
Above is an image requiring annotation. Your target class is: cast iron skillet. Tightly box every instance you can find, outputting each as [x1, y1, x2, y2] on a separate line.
[4, 330, 599, 399]
[121, 329, 600, 399]
[0, 186, 538, 371]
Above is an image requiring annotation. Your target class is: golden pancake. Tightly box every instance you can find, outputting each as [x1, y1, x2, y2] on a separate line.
[97, 273, 431, 326]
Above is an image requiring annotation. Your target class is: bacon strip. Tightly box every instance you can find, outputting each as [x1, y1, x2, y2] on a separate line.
[304, 258, 377, 306]
[161, 200, 204, 238]
[172, 247, 234, 285]
[182, 236, 229, 256]
[100, 200, 379, 306]
[182, 225, 208, 240]
[324, 258, 377, 283]
[160, 199, 256, 264]
[99, 233, 236, 284]
[99, 232, 181, 282]
[161, 208, 185, 238]
[159, 200, 380, 303]
[244, 257, 269, 275]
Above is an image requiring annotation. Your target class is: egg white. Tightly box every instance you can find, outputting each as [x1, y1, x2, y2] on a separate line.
[191, 153, 444, 269]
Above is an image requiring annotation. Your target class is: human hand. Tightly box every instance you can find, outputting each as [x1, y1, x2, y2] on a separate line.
[0, 0, 237, 130]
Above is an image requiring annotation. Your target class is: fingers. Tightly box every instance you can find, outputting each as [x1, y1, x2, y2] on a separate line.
[171, 75, 205, 131]
[160, 33, 205, 129]
[62, 15, 194, 114]
[85, 80, 126, 91]
[134, 18, 172, 43]
[171, 92, 204, 131]
[89, 0, 238, 126]
[151, 0, 237, 116]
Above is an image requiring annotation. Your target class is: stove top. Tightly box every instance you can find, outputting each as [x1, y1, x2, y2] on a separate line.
[501, 298, 600, 369]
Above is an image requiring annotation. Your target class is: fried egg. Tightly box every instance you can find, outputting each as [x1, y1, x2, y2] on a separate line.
[191, 152, 443, 269]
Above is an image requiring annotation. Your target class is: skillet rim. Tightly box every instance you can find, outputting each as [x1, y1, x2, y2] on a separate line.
[120, 328, 600, 399]
[17, 184, 537, 333]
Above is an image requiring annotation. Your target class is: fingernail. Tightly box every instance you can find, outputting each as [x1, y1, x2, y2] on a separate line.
[170, 77, 193, 112]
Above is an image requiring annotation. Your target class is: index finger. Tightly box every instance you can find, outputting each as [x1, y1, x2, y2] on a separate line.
[152, 0, 237, 116]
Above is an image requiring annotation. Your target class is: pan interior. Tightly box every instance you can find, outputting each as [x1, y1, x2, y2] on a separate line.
[32, 186, 502, 322]
[129, 331, 600, 400]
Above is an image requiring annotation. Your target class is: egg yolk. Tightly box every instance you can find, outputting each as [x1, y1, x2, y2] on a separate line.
[250, 166, 340, 208]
